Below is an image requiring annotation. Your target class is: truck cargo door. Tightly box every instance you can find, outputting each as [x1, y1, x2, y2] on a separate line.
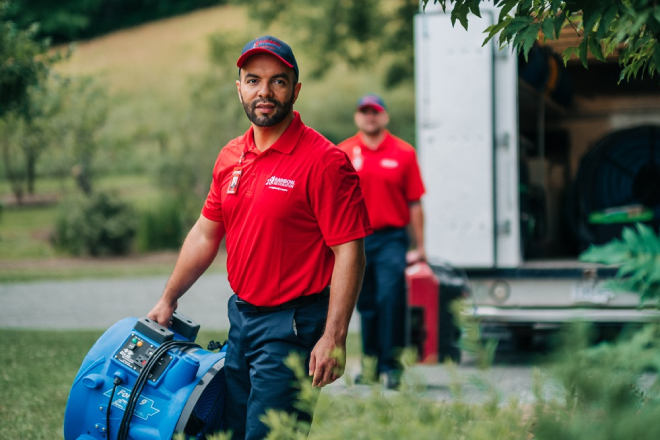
[415, 10, 499, 267]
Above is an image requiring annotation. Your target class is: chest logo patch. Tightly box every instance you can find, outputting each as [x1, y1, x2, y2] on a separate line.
[380, 158, 399, 169]
[352, 146, 363, 171]
[265, 175, 295, 192]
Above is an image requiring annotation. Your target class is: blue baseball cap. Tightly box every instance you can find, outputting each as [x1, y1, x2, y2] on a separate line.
[237, 35, 299, 80]
[357, 94, 387, 112]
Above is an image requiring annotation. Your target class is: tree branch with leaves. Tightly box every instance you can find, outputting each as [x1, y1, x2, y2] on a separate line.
[0, 0, 52, 118]
[235, 0, 419, 88]
[425, 0, 660, 81]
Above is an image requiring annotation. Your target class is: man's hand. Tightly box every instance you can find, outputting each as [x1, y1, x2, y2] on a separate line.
[145, 215, 225, 329]
[406, 247, 427, 265]
[146, 299, 178, 328]
[310, 239, 364, 388]
[309, 334, 346, 388]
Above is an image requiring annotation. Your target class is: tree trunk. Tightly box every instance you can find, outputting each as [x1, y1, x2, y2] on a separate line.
[1, 135, 25, 205]
[27, 152, 36, 194]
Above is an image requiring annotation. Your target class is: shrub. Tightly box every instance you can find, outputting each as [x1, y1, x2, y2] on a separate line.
[53, 191, 137, 256]
[533, 322, 660, 440]
[136, 197, 185, 252]
[580, 223, 660, 305]
[239, 321, 658, 440]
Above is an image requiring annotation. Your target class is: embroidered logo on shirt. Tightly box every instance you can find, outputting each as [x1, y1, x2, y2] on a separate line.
[265, 175, 295, 192]
[380, 158, 399, 169]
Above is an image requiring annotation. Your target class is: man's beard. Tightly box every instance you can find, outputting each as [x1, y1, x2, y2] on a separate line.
[362, 125, 384, 136]
[241, 91, 295, 128]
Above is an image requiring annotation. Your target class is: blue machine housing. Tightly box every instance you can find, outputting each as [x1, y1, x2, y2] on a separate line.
[64, 313, 226, 440]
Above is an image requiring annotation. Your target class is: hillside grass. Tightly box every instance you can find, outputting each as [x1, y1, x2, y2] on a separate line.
[54, 5, 248, 138]
[53, 3, 415, 145]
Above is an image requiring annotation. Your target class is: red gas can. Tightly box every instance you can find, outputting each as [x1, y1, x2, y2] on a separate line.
[405, 261, 440, 363]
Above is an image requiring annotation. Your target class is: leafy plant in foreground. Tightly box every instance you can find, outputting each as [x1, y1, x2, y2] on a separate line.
[534, 322, 660, 440]
[250, 320, 660, 440]
[580, 223, 660, 305]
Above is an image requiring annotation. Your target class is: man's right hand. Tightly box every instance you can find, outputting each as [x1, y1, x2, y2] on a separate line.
[147, 299, 178, 328]
[144, 215, 224, 328]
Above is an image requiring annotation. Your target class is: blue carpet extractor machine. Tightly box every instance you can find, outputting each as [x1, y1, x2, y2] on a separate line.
[63, 312, 227, 440]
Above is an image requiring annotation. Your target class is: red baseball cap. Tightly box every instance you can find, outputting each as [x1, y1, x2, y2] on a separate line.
[357, 94, 387, 113]
[236, 35, 299, 79]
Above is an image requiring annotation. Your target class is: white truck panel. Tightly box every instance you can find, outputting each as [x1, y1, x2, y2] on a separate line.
[415, 11, 496, 267]
[493, 43, 521, 267]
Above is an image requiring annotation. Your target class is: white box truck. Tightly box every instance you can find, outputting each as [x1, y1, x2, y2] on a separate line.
[415, 5, 660, 347]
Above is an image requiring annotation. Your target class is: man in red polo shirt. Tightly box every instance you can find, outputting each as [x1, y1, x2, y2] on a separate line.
[337, 94, 426, 389]
[147, 36, 372, 439]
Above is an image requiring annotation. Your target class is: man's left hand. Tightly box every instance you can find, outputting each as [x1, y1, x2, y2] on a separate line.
[309, 334, 346, 388]
[406, 247, 426, 265]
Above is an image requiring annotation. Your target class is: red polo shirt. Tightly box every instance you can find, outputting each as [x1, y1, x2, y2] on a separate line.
[202, 112, 372, 307]
[337, 131, 425, 231]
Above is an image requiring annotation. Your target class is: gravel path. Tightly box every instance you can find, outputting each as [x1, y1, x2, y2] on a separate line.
[0, 273, 361, 333]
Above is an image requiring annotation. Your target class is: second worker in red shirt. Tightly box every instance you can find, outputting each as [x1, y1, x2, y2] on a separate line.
[337, 94, 426, 390]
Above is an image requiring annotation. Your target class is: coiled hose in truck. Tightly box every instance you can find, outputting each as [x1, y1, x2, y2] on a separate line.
[568, 125, 660, 249]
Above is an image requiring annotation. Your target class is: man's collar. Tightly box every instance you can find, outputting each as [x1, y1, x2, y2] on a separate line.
[358, 129, 390, 150]
[244, 111, 304, 155]
[270, 111, 303, 154]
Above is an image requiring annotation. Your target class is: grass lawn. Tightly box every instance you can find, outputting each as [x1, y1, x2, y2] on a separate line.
[0, 329, 361, 439]
[0, 204, 59, 260]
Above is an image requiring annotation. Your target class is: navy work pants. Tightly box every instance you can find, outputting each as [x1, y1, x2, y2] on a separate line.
[223, 294, 328, 440]
[357, 227, 409, 374]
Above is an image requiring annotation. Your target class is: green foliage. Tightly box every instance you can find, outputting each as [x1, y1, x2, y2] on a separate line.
[51, 76, 109, 195]
[533, 322, 660, 440]
[136, 197, 186, 252]
[0, 76, 68, 202]
[236, 0, 419, 88]
[451, 300, 498, 369]
[53, 191, 138, 256]
[426, 0, 660, 81]
[0, 112, 29, 202]
[1, 1, 76, 203]
[0, 0, 52, 118]
[258, 321, 660, 440]
[265, 351, 530, 440]
[580, 223, 660, 305]
[152, 30, 248, 226]
[1, 67, 110, 202]
[3, 0, 222, 43]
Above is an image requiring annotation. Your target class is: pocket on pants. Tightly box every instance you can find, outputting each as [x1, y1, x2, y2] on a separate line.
[292, 301, 327, 350]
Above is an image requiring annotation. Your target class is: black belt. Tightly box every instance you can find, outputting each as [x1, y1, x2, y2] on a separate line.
[373, 226, 404, 234]
[235, 287, 330, 313]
